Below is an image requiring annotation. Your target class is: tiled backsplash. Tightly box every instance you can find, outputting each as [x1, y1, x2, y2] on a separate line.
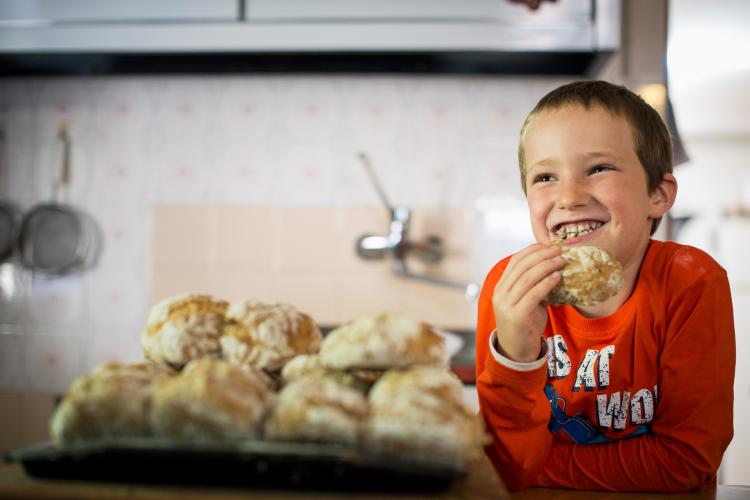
[0, 75, 567, 395]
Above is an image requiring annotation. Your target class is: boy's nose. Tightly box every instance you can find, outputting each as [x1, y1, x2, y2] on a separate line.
[555, 179, 589, 210]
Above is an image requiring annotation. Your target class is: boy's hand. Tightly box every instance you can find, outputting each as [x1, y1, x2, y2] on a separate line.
[492, 243, 564, 363]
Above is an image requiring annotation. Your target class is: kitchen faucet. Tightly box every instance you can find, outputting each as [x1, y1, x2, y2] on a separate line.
[355, 152, 479, 301]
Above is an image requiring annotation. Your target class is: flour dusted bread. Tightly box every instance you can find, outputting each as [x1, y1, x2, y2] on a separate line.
[546, 245, 622, 307]
[220, 299, 322, 372]
[141, 293, 228, 368]
[318, 313, 448, 370]
[280, 353, 323, 383]
[281, 353, 376, 393]
[49, 362, 175, 444]
[264, 374, 369, 445]
[149, 358, 272, 441]
[365, 365, 488, 466]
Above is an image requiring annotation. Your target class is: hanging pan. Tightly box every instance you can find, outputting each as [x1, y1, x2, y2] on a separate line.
[0, 128, 22, 263]
[0, 200, 21, 263]
[17, 127, 101, 276]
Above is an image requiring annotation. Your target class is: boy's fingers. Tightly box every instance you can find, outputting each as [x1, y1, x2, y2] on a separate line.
[515, 270, 562, 311]
[501, 245, 563, 302]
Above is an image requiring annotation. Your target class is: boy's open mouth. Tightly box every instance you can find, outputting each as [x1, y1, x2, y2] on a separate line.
[552, 220, 603, 241]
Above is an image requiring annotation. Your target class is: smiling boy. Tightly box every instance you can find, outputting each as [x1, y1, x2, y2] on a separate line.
[476, 81, 735, 492]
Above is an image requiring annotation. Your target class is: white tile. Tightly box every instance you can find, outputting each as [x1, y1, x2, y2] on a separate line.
[28, 131, 95, 206]
[0, 80, 36, 136]
[23, 334, 84, 393]
[86, 263, 148, 331]
[81, 328, 144, 374]
[92, 78, 156, 142]
[0, 132, 35, 207]
[22, 274, 88, 333]
[0, 264, 28, 324]
[149, 130, 217, 204]
[212, 77, 280, 139]
[0, 332, 28, 391]
[32, 78, 100, 138]
[209, 133, 281, 205]
[275, 144, 342, 205]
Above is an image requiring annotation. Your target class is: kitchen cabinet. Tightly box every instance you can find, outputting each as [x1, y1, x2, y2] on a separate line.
[0, 0, 238, 23]
[0, 0, 619, 75]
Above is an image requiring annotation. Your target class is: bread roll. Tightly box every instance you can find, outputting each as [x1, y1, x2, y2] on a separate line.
[264, 375, 369, 445]
[149, 358, 271, 441]
[365, 365, 488, 465]
[546, 245, 622, 307]
[281, 353, 378, 393]
[49, 362, 175, 444]
[141, 293, 228, 368]
[220, 299, 322, 372]
[280, 353, 323, 383]
[318, 313, 447, 371]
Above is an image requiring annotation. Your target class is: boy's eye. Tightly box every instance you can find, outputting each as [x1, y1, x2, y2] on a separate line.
[533, 173, 555, 183]
[589, 165, 613, 174]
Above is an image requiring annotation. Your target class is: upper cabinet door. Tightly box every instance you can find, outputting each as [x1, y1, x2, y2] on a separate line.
[0, 0, 239, 23]
[247, 0, 591, 25]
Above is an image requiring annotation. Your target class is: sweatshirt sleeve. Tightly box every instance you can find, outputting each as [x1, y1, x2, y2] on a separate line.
[476, 254, 736, 492]
[531, 265, 735, 492]
[475, 259, 555, 491]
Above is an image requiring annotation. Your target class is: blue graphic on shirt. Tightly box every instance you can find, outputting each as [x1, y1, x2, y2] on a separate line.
[545, 385, 650, 444]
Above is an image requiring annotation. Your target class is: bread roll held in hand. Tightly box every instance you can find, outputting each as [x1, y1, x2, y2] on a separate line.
[149, 358, 272, 442]
[141, 293, 228, 369]
[220, 299, 322, 372]
[318, 312, 448, 371]
[545, 245, 622, 307]
[49, 361, 176, 444]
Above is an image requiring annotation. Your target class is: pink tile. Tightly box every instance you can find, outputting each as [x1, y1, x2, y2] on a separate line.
[213, 206, 277, 272]
[275, 272, 337, 326]
[209, 270, 278, 304]
[152, 205, 213, 267]
[147, 268, 215, 308]
[333, 268, 410, 324]
[277, 207, 345, 272]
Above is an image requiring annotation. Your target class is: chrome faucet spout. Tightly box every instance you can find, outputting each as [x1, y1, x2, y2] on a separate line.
[355, 151, 478, 301]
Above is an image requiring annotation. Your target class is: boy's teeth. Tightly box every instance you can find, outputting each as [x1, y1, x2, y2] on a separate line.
[555, 221, 602, 240]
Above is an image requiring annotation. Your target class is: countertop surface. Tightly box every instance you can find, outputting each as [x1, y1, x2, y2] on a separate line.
[2, 455, 748, 500]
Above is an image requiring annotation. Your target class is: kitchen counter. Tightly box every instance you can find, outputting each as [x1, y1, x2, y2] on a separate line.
[1, 455, 748, 500]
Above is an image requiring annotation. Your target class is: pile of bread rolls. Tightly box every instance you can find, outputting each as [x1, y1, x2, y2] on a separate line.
[49, 293, 488, 467]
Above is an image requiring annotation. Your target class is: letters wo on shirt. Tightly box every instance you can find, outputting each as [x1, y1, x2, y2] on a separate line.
[544, 334, 656, 445]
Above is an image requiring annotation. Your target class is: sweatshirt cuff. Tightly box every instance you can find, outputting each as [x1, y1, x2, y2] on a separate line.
[489, 330, 548, 372]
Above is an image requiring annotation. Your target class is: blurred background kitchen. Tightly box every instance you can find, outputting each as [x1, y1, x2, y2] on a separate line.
[0, 0, 748, 486]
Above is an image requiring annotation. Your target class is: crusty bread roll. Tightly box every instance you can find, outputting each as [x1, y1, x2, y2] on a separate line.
[141, 293, 228, 368]
[280, 353, 323, 383]
[220, 299, 322, 372]
[281, 353, 378, 393]
[365, 365, 488, 466]
[49, 362, 175, 444]
[318, 312, 448, 370]
[546, 245, 622, 307]
[264, 374, 369, 445]
[149, 358, 272, 441]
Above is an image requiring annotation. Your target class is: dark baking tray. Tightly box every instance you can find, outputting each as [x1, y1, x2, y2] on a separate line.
[5, 438, 465, 491]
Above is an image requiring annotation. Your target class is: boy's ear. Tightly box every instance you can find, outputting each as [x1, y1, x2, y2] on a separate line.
[648, 173, 678, 219]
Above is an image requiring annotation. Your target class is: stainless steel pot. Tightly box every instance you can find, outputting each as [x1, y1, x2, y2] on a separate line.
[17, 128, 100, 276]
[0, 201, 21, 263]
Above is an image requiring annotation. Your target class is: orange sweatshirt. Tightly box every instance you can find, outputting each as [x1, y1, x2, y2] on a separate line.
[476, 240, 735, 492]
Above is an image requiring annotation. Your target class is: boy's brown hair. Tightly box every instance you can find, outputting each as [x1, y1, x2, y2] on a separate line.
[518, 80, 673, 235]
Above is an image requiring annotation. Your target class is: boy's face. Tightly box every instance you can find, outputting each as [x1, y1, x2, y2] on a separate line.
[522, 103, 666, 274]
